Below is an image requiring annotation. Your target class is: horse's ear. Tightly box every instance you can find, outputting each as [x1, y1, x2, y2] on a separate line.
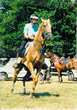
[48, 19, 50, 22]
[41, 18, 44, 23]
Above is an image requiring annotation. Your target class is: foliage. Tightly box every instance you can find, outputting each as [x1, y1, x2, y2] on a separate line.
[0, 0, 76, 58]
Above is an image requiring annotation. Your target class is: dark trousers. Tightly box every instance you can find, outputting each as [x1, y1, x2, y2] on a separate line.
[18, 39, 33, 57]
[18, 40, 26, 57]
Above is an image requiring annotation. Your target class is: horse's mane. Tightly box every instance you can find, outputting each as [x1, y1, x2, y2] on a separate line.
[48, 51, 60, 58]
[35, 23, 43, 40]
[37, 23, 42, 35]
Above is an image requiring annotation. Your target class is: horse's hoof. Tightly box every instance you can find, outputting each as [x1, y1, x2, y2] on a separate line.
[58, 82, 61, 84]
[41, 81, 44, 84]
[11, 89, 14, 93]
[23, 89, 26, 94]
[23, 92, 26, 94]
[29, 94, 33, 98]
[29, 93, 34, 98]
[47, 81, 51, 83]
[10, 92, 13, 95]
[23, 91, 26, 94]
[46, 79, 50, 83]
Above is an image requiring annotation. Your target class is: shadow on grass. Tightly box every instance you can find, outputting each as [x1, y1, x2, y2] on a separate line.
[34, 92, 60, 98]
[15, 92, 60, 98]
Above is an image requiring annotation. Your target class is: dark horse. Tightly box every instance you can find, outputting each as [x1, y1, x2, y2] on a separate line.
[11, 19, 52, 97]
[45, 52, 77, 83]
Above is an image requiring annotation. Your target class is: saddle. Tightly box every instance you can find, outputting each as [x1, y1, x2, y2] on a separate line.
[24, 42, 33, 56]
[59, 56, 70, 65]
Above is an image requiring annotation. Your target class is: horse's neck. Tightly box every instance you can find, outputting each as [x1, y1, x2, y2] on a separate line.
[34, 23, 44, 49]
[53, 54, 59, 63]
[35, 23, 44, 42]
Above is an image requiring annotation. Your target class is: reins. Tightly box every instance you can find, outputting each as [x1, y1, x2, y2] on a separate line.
[33, 39, 46, 58]
[33, 40, 43, 51]
[33, 31, 50, 51]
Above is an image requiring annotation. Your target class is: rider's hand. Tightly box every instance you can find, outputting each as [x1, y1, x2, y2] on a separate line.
[30, 36, 35, 40]
[30, 34, 35, 40]
[24, 34, 35, 40]
[32, 34, 35, 37]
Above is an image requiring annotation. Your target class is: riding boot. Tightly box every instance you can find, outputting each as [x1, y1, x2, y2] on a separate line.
[13, 57, 21, 68]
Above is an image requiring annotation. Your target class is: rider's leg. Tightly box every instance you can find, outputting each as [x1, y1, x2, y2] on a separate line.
[13, 40, 26, 68]
[18, 40, 27, 57]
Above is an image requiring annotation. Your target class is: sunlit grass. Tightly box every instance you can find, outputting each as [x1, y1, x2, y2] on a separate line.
[0, 76, 77, 109]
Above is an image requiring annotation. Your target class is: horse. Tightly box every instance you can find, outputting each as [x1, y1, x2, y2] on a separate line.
[45, 52, 77, 83]
[11, 19, 52, 97]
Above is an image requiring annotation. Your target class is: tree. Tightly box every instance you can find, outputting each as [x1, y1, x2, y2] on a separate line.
[0, 0, 76, 58]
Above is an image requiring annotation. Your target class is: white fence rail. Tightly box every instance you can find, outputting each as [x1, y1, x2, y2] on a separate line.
[50, 66, 67, 75]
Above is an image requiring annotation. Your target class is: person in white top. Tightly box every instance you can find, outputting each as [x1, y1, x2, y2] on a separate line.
[13, 14, 38, 68]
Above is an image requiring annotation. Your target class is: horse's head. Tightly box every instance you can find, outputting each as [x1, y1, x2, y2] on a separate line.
[45, 52, 54, 59]
[41, 18, 52, 40]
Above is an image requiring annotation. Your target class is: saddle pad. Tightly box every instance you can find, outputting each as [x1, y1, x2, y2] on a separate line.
[24, 42, 33, 56]
[64, 59, 69, 64]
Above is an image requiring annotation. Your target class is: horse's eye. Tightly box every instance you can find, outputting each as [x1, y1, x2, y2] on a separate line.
[43, 25, 46, 27]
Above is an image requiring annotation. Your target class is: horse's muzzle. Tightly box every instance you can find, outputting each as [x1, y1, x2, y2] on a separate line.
[46, 32, 52, 40]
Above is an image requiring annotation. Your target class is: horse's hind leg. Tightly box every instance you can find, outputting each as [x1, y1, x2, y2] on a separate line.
[42, 72, 45, 84]
[11, 57, 26, 93]
[11, 68, 20, 93]
[60, 71, 63, 82]
[35, 67, 42, 84]
[41, 70, 45, 84]
[46, 68, 50, 83]
[11, 64, 23, 93]
[23, 77, 26, 94]
[11, 75, 17, 93]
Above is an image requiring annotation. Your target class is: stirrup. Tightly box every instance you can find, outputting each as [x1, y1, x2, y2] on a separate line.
[13, 62, 20, 68]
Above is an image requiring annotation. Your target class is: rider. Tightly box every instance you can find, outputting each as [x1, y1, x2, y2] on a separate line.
[13, 14, 38, 68]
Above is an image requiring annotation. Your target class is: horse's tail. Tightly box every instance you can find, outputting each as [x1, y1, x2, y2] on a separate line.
[16, 52, 19, 60]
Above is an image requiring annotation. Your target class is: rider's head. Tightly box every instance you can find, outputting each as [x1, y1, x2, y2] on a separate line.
[30, 14, 38, 25]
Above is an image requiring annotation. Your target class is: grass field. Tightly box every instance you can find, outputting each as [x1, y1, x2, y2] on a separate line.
[0, 76, 77, 109]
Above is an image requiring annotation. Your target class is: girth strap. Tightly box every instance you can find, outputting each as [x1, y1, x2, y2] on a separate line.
[33, 40, 46, 64]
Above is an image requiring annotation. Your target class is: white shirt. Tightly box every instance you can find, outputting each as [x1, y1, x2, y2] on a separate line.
[23, 23, 38, 37]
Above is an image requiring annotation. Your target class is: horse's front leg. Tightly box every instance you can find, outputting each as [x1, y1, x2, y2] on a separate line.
[27, 62, 36, 97]
[57, 68, 61, 83]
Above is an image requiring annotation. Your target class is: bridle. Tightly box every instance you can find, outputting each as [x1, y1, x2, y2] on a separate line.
[33, 23, 51, 58]
[33, 31, 51, 51]
[42, 31, 51, 40]
[50, 55, 55, 63]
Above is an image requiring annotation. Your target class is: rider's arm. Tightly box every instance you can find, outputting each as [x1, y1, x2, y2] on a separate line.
[24, 33, 35, 40]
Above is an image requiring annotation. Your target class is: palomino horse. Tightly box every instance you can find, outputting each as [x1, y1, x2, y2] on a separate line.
[45, 52, 77, 83]
[11, 19, 52, 97]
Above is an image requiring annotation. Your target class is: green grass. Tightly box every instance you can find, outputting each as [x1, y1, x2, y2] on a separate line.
[0, 76, 77, 109]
